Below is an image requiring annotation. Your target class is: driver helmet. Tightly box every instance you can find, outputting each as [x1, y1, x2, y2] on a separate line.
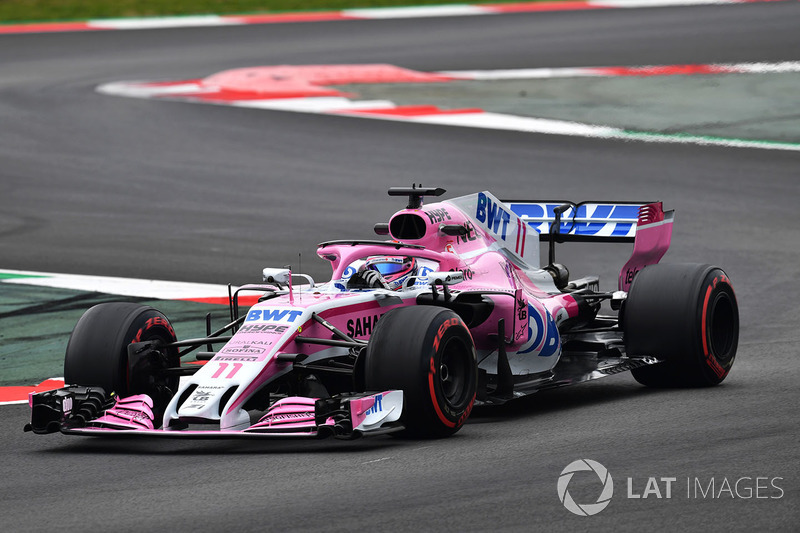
[363, 256, 418, 290]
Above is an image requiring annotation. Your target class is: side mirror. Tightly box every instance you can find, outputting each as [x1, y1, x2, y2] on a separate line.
[262, 268, 291, 285]
[427, 271, 465, 286]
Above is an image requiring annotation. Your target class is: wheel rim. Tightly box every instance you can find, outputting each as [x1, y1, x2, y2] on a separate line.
[709, 291, 736, 364]
[439, 337, 472, 409]
[127, 331, 179, 397]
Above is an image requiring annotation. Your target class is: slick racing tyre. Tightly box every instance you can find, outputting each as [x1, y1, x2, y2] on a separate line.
[364, 306, 477, 437]
[624, 264, 738, 387]
[64, 303, 179, 412]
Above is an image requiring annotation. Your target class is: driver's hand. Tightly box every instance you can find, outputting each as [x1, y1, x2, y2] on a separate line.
[360, 269, 390, 289]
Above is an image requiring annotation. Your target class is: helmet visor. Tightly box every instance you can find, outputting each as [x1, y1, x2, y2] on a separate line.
[373, 262, 408, 276]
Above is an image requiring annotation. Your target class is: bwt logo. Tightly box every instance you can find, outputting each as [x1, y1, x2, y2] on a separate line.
[364, 394, 383, 416]
[476, 192, 512, 241]
[557, 459, 614, 516]
[246, 308, 303, 322]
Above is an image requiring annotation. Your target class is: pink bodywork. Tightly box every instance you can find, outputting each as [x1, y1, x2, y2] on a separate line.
[91, 394, 156, 430]
[247, 396, 317, 432]
[163, 191, 666, 432]
[317, 195, 581, 349]
[220, 193, 581, 418]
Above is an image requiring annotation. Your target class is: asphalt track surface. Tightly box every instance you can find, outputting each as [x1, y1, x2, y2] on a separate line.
[1, 3, 799, 531]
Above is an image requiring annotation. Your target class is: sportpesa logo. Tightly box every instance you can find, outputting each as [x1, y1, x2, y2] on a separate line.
[557, 459, 614, 516]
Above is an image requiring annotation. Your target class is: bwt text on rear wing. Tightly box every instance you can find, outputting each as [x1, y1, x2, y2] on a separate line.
[504, 201, 673, 243]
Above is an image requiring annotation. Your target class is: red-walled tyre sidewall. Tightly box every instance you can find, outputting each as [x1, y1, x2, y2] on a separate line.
[625, 264, 739, 387]
[364, 306, 477, 437]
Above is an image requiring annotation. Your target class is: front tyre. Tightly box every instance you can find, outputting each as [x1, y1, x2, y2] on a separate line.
[364, 306, 477, 437]
[64, 303, 179, 413]
[624, 264, 739, 387]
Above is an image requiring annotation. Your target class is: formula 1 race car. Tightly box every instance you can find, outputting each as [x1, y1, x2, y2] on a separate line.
[26, 187, 739, 439]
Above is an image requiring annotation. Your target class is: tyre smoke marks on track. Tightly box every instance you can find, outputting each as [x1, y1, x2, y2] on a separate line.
[97, 62, 800, 151]
[0, 0, 782, 34]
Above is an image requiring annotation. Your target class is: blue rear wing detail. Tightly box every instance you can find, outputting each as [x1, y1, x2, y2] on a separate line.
[505, 201, 651, 242]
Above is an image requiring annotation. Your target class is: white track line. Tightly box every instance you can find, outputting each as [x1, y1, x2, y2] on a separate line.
[342, 5, 491, 18]
[87, 16, 242, 30]
[440, 61, 800, 79]
[0, 269, 233, 301]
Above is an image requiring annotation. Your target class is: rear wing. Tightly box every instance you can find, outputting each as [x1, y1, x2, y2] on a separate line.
[504, 201, 651, 243]
[504, 199, 675, 291]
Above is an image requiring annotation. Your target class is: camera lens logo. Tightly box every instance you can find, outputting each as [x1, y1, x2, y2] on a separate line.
[557, 459, 614, 516]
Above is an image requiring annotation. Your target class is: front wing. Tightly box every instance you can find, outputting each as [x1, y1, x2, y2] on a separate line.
[25, 387, 404, 439]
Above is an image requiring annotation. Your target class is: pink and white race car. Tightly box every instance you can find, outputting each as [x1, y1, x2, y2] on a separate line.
[26, 187, 739, 439]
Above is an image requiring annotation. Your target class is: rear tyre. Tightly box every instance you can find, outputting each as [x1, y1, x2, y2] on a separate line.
[364, 306, 477, 437]
[624, 264, 738, 387]
[64, 303, 179, 413]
